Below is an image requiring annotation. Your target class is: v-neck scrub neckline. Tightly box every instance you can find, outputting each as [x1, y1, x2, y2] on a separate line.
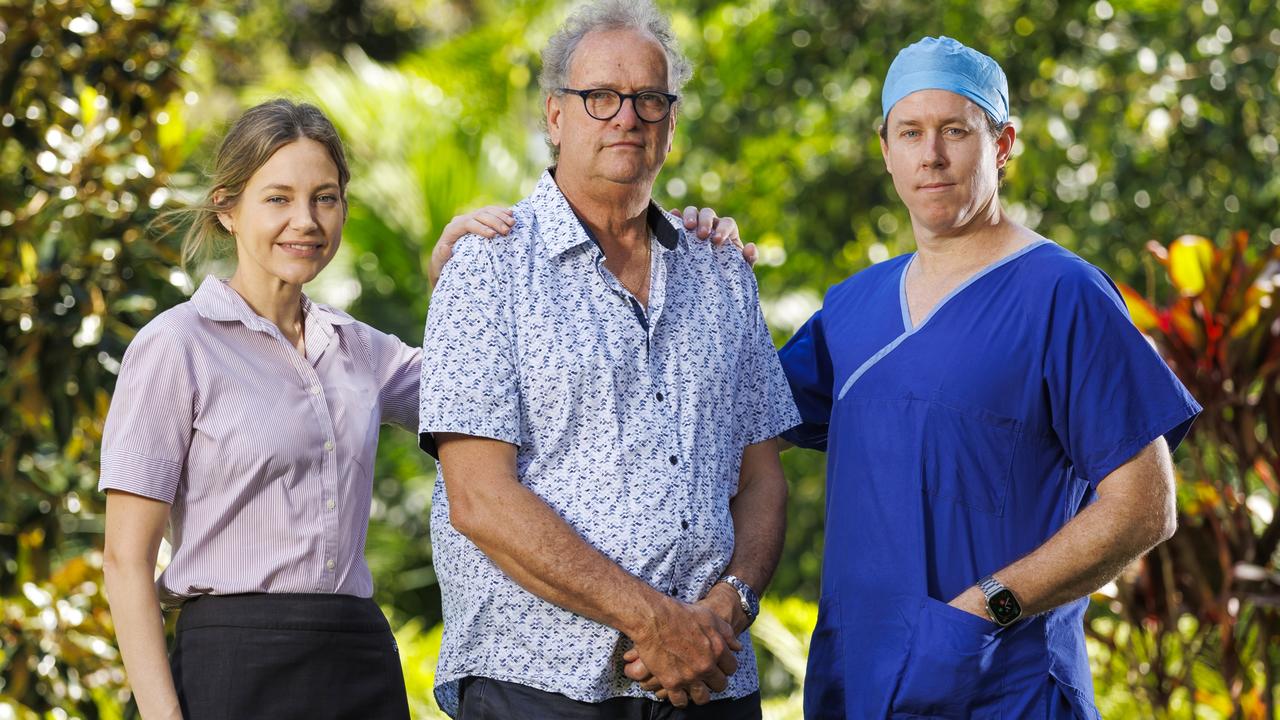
[837, 239, 1051, 401]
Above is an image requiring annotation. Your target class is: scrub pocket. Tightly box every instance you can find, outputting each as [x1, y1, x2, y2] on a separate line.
[802, 593, 847, 720]
[921, 392, 1022, 516]
[889, 596, 1003, 718]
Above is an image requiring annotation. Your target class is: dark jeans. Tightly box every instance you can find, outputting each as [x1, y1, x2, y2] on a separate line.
[458, 676, 762, 720]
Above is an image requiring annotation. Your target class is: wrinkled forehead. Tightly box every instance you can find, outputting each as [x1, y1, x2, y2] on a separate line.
[568, 27, 670, 89]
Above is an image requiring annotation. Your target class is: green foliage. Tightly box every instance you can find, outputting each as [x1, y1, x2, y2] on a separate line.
[752, 596, 817, 719]
[0, 553, 130, 718]
[0, 0, 205, 713]
[392, 617, 452, 720]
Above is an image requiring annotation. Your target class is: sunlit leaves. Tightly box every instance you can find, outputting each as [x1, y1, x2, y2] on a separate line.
[1169, 234, 1214, 296]
[1116, 231, 1280, 718]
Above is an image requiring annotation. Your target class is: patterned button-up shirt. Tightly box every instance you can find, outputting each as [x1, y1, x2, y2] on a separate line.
[99, 276, 420, 606]
[418, 171, 801, 715]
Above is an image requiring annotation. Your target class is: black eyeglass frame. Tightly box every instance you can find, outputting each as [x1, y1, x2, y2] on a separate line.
[556, 87, 680, 123]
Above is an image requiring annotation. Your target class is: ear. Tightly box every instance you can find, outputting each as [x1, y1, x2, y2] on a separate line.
[667, 105, 678, 153]
[546, 94, 563, 151]
[879, 132, 891, 175]
[213, 188, 234, 234]
[995, 122, 1016, 169]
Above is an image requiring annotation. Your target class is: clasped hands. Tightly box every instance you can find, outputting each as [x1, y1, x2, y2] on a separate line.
[621, 582, 747, 708]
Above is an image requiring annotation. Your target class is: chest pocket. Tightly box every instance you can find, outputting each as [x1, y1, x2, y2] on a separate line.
[920, 391, 1022, 516]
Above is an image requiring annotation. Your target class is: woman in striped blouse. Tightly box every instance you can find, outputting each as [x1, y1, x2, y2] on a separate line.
[99, 99, 421, 720]
[99, 98, 745, 719]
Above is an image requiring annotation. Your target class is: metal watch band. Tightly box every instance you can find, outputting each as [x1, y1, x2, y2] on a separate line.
[977, 574, 1004, 600]
[719, 575, 760, 626]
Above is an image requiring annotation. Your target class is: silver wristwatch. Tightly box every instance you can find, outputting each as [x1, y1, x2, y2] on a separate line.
[719, 575, 760, 628]
[976, 574, 1023, 627]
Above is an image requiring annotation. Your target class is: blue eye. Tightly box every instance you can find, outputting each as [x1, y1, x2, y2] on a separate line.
[267, 196, 287, 204]
[316, 194, 338, 204]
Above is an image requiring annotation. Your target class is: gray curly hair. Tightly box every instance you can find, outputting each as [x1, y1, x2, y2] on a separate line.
[539, 0, 693, 159]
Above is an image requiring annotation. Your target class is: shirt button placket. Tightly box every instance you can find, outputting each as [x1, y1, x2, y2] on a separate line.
[304, 368, 341, 593]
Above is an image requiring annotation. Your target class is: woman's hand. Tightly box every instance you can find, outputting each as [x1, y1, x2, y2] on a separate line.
[428, 206, 516, 288]
[671, 206, 757, 266]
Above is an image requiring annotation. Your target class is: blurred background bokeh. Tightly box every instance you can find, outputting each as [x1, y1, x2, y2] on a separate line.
[2, 0, 1279, 717]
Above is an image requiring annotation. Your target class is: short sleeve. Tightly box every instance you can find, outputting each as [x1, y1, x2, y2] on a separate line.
[777, 309, 835, 451]
[98, 323, 196, 503]
[735, 273, 802, 447]
[418, 237, 521, 457]
[370, 327, 422, 431]
[1044, 265, 1201, 487]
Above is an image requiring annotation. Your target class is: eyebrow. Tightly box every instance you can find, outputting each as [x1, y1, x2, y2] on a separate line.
[260, 182, 340, 192]
[575, 82, 669, 93]
[894, 116, 971, 128]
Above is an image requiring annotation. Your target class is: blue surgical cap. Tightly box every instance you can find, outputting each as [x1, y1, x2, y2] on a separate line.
[881, 36, 1009, 124]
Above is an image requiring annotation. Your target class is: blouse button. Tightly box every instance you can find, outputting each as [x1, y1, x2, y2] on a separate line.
[326, 499, 336, 510]
[324, 440, 334, 452]
[326, 559, 335, 570]
[310, 386, 321, 395]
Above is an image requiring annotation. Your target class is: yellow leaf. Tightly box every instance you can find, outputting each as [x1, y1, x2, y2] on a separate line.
[157, 96, 186, 161]
[65, 431, 83, 460]
[80, 86, 100, 126]
[1118, 284, 1159, 332]
[1168, 235, 1213, 297]
[20, 240, 38, 282]
[1228, 304, 1260, 338]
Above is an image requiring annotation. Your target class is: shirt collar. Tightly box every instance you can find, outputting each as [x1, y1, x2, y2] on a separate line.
[191, 275, 355, 332]
[532, 169, 681, 258]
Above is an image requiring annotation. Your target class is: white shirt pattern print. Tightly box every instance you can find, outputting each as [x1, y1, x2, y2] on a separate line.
[418, 170, 801, 716]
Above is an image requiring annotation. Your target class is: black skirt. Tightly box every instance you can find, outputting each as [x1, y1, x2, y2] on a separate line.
[170, 593, 410, 720]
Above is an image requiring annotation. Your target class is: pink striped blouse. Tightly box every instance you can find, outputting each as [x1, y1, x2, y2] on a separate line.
[99, 276, 421, 606]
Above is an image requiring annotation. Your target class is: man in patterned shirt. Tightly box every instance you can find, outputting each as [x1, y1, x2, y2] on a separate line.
[417, 1, 800, 718]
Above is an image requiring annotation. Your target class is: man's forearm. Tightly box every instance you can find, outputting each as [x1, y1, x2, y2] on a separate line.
[952, 439, 1176, 618]
[439, 436, 675, 638]
[713, 439, 788, 631]
[455, 474, 674, 637]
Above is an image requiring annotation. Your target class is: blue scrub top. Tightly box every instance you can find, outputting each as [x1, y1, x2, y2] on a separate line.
[780, 240, 1200, 719]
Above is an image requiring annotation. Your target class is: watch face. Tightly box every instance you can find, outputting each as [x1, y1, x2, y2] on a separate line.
[988, 588, 1022, 625]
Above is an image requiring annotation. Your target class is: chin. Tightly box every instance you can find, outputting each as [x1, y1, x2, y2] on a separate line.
[598, 159, 652, 181]
[273, 264, 326, 288]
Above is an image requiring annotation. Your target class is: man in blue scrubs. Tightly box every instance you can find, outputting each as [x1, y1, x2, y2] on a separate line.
[779, 37, 1201, 719]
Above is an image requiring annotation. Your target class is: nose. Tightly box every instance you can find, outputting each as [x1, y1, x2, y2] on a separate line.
[921, 131, 947, 169]
[611, 96, 642, 130]
[290, 201, 321, 232]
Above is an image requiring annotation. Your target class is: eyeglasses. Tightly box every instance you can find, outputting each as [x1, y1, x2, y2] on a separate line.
[557, 87, 679, 123]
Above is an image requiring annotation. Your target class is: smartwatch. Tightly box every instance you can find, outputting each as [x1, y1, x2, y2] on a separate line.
[977, 575, 1023, 627]
[719, 575, 760, 628]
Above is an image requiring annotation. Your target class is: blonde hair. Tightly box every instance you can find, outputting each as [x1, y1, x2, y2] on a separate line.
[162, 99, 350, 270]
